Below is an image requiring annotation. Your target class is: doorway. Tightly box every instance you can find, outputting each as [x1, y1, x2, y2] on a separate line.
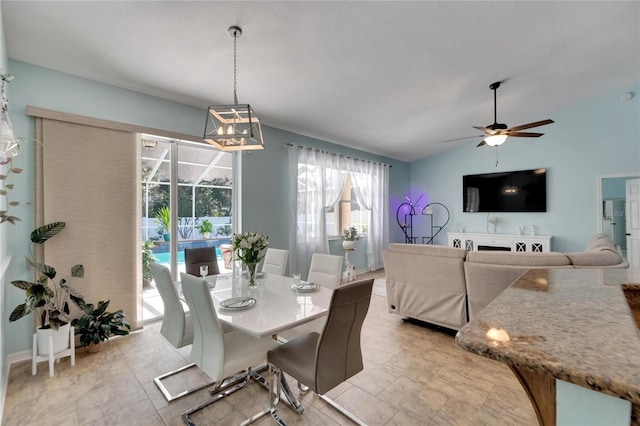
[597, 173, 640, 262]
[140, 135, 235, 323]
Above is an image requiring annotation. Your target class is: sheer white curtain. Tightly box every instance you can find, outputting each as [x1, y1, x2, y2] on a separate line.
[347, 158, 389, 271]
[288, 146, 346, 278]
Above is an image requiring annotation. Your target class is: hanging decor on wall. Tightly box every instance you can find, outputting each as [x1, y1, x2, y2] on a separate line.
[203, 26, 264, 152]
[396, 195, 449, 244]
[0, 74, 24, 225]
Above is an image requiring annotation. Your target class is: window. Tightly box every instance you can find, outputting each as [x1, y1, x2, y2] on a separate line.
[325, 174, 370, 237]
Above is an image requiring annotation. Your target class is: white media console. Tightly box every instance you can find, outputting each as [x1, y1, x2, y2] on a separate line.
[447, 232, 552, 252]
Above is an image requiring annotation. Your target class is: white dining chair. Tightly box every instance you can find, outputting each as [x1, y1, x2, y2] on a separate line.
[307, 253, 344, 289]
[179, 272, 280, 424]
[261, 248, 289, 275]
[278, 253, 344, 343]
[150, 263, 213, 402]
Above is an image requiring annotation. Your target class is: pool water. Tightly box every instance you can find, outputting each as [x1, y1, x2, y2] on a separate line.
[153, 247, 222, 264]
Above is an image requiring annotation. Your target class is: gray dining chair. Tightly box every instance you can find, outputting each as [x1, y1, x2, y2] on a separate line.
[184, 247, 220, 276]
[150, 263, 213, 402]
[264, 278, 374, 425]
[179, 272, 280, 425]
[261, 248, 289, 276]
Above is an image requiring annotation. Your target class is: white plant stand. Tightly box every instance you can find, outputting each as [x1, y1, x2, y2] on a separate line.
[32, 325, 75, 377]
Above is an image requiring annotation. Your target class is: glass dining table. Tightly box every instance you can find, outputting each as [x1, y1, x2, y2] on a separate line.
[205, 272, 332, 338]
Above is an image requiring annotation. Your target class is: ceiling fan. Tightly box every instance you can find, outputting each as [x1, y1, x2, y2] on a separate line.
[443, 81, 554, 147]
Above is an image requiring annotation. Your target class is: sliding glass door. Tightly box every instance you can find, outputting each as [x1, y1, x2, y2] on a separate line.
[141, 136, 234, 283]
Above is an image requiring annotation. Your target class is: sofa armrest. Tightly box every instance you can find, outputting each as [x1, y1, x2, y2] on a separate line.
[383, 248, 468, 330]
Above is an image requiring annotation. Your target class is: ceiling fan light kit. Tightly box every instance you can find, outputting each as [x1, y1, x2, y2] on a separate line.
[204, 26, 264, 152]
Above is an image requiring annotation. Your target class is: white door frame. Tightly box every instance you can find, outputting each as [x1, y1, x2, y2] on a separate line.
[596, 173, 640, 233]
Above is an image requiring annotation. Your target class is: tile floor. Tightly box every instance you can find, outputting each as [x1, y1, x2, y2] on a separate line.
[3, 273, 537, 426]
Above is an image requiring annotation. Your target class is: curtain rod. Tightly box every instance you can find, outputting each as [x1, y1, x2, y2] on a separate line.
[284, 142, 392, 168]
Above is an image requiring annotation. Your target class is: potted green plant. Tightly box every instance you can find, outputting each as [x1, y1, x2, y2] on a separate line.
[155, 206, 171, 241]
[9, 222, 86, 356]
[72, 300, 130, 352]
[142, 240, 156, 287]
[342, 226, 359, 250]
[195, 218, 213, 239]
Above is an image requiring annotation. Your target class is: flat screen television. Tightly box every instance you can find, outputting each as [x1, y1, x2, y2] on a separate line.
[463, 168, 547, 213]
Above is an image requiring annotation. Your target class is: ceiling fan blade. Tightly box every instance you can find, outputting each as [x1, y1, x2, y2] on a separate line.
[472, 126, 487, 132]
[441, 135, 483, 143]
[477, 140, 487, 147]
[506, 119, 554, 132]
[505, 131, 544, 138]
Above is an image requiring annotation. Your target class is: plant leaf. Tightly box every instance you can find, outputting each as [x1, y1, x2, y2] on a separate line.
[30, 222, 65, 244]
[8, 201, 19, 206]
[71, 264, 84, 278]
[0, 190, 6, 195]
[11, 167, 23, 174]
[5, 184, 13, 189]
[9, 304, 30, 321]
[0, 175, 6, 180]
[11, 280, 35, 290]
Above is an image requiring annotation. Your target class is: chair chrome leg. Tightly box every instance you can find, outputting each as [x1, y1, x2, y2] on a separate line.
[270, 364, 288, 426]
[241, 364, 288, 426]
[181, 370, 252, 425]
[297, 381, 309, 394]
[317, 393, 367, 426]
[279, 373, 304, 414]
[154, 363, 215, 402]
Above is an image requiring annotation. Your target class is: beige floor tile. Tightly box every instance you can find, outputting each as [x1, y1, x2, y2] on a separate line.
[2, 281, 538, 426]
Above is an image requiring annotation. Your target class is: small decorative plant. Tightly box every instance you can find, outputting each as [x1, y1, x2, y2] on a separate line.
[72, 300, 130, 347]
[9, 222, 86, 330]
[195, 218, 213, 238]
[155, 206, 171, 236]
[342, 226, 359, 241]
[487, 216, 502, 233]
[142, 240, 156, 287]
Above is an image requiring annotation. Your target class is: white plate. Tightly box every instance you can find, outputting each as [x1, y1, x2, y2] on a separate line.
[220, 296, 256, 310]
[294, 282, 320, 292]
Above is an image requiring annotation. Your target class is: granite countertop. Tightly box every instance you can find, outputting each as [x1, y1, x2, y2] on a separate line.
[456, 268, 640, 404]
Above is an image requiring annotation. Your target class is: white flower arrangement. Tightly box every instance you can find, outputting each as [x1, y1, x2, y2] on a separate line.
[487, 216, 502, 233]
[231, 231, 269, 264]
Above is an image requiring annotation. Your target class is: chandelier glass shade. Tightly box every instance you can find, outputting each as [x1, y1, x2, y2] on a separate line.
[204, 26, 264, 151]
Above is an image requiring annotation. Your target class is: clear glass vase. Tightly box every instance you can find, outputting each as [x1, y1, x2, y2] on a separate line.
[246, 262, 258, 288]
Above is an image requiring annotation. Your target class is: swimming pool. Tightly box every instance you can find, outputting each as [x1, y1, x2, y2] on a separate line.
[153, 247, 223, 264]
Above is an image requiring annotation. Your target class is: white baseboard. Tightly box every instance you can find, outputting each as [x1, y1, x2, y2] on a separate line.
[7, 350, 31, 366]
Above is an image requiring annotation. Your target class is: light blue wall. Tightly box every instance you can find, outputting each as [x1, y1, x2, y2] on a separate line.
[410, 82, 640, 252]
[3, 60, 409, 354]
[602, 177, 628, 199]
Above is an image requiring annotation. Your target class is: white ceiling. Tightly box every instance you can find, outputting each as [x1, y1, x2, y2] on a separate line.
[2, 1, 639, 162]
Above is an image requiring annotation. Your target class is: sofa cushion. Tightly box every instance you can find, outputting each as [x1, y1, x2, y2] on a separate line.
[465, 251, 571, 267]
[566, 248, 624, 267]
[585, 233, 615, 251]
[388, 243, 467, 259]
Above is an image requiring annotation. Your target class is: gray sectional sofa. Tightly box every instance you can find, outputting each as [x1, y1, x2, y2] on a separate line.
[382, 233, 628, 330]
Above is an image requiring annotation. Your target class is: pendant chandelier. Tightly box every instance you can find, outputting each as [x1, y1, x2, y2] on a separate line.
[204, 26, 264, 151]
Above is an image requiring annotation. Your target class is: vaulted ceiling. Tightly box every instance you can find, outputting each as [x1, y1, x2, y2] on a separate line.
[3, 1, 639, 162]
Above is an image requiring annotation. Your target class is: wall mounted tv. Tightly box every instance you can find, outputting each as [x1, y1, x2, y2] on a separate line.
[463, 168, 547, 213]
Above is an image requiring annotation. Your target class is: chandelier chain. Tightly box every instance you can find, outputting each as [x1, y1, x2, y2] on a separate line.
[233, 30, 238, 105]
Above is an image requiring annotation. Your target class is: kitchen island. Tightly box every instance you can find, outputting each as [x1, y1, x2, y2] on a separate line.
[456, 268, 640, 426]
